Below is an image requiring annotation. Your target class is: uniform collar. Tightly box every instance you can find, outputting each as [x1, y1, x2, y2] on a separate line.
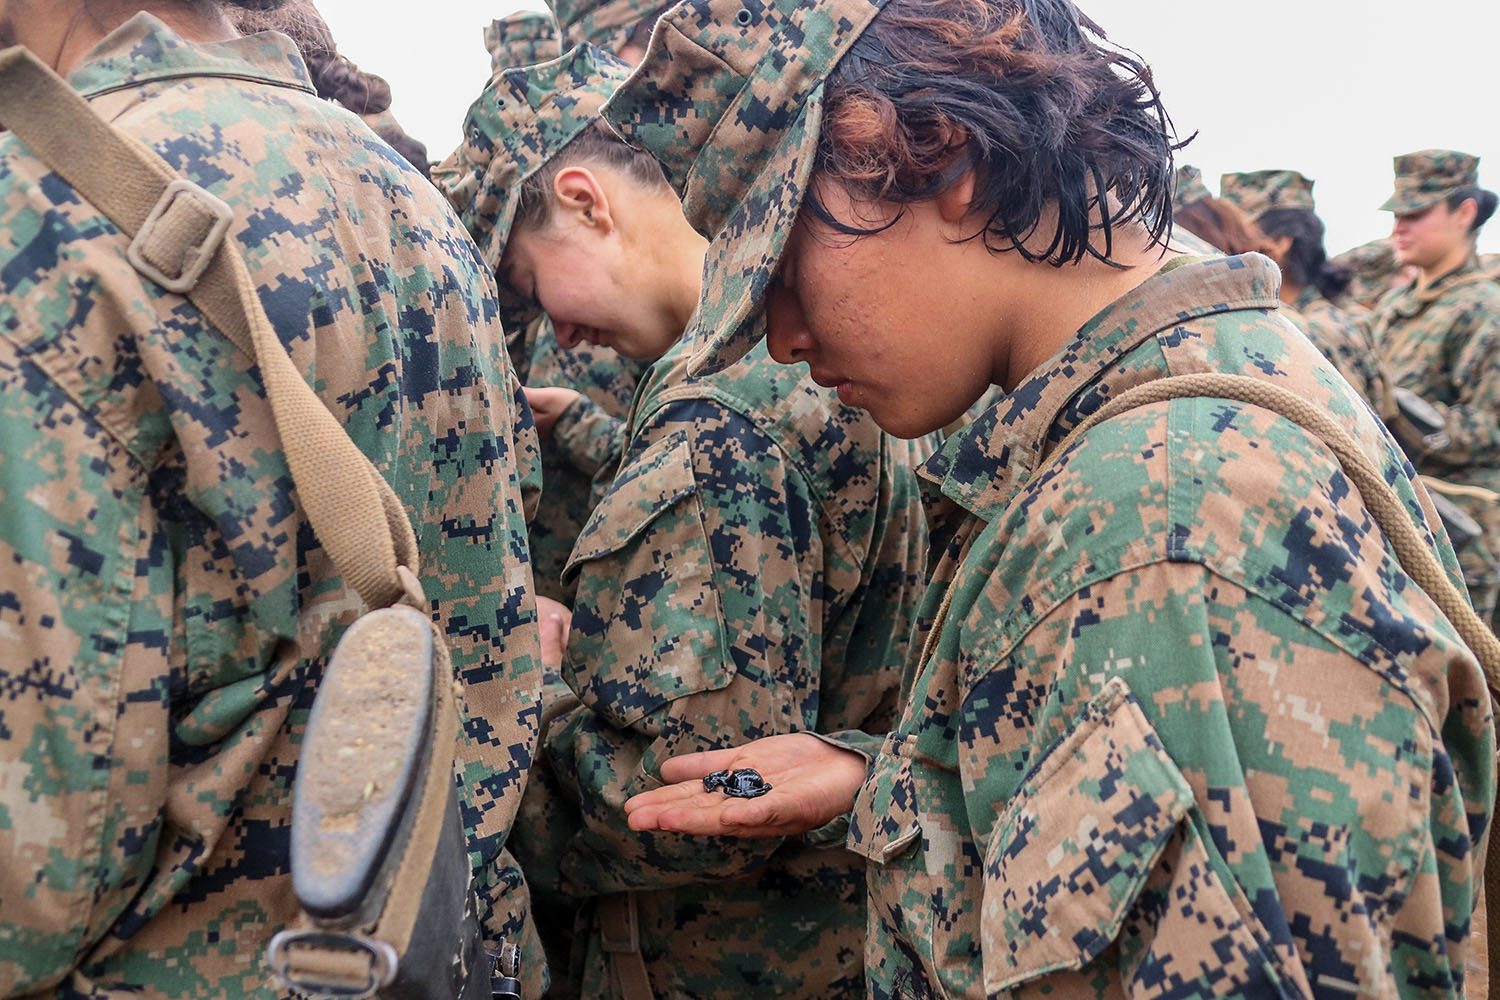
[66, 12, 316, 100]
[1385, 253, 1487, 317]
[920, 253, 1283, 520]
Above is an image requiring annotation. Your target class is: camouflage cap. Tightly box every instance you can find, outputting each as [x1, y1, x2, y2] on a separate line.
[432, 43, 631, 327]
[601, 0, 889, 376]
[1172, 165, 1211, 213]
[551, 0, 664, 54]
[1218, 170, 1316, 221]
[484, 11, 562, 77]
[1380, 148, 1480, 215]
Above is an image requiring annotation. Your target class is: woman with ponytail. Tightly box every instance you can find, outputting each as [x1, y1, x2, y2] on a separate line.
[1374, 149, 1500, 622]
[607, 0, 1494, 994]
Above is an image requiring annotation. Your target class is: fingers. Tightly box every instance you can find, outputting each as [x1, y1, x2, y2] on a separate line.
[656, 747, 749, 784]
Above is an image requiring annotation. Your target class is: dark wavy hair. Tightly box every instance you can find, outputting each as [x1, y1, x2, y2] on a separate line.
[808, 0, 1180, 267]
[1257, 207, 1350, 302]
[1447, 186, 1499, 235]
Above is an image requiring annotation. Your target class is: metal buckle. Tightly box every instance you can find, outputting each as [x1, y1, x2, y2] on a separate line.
[266, 929, 398, 999]
[125, 178, 233, 293]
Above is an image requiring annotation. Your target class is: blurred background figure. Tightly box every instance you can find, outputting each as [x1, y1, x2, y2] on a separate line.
[1171, 165, 1267, 256]
[550, 0, 675, 64]
[1219, 169, 1386, 411]
[484, 9, 561, 79]
[229, 0, 432, 175]
[1372, 149, 1500, 623]
[1333, 236, 1412, 310]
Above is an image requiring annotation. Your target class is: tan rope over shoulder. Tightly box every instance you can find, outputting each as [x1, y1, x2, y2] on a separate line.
[0, 46, 418, 613]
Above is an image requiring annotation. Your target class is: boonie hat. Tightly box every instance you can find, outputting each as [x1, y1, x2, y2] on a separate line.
[551, 0, 666, 54]
[1219, 169, 1316, 221]
[1380, 149, 1479, 215]
[602, 0, 890, 376]
[484, 11, 562, 78]
[432, 43, 631, 328]
[1172, 165, 1211, 213]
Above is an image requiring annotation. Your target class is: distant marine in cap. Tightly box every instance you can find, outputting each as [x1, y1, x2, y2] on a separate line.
[1381, 148, 1480, 214]
[1219, 168, 1316, 221]
[1172, 164, 1211, 213]
[484, 9, 562, 77]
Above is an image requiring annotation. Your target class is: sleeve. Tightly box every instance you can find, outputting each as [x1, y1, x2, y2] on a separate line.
[1425, 303, 1500, 466]
[959, 562, 1489, 997]
[550, 394, 626, 480]
[544, 398, 840, 895]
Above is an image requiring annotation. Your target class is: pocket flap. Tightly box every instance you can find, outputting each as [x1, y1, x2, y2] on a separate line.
[565, 431, 697, 575]
[848, 733, 922, 864]
[982, 677, 1194, 992]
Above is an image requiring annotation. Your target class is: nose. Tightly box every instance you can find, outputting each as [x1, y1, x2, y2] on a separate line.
[765, 285, 815, 366]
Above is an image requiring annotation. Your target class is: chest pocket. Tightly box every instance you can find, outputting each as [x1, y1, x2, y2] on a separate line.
[562, 430, 731, 729]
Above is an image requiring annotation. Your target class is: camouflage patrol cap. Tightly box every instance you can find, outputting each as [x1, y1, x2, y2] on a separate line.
[1172, 165, 1211, 212]
[1380, 148, 1479, 214]
[484, 11, 562, 77]
[1218, 170, 1316, 221]
[551, 0, 664, 54]
[432, 43, 631, 326]
[601, 0, 890, 376]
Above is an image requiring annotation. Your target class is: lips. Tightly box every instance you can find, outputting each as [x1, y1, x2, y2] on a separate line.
[808, 369, 845, 389]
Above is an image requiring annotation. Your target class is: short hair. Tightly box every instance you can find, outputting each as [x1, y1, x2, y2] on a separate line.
[1445, 186, 1499, 234]
[512, 120, 668, 232]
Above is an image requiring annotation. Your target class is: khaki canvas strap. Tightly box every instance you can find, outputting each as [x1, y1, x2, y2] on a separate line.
[0, 46, 418, 612]
[597, 892, 653, 1000]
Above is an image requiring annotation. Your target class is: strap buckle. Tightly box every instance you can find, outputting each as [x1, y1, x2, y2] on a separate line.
[266, 929, 398, 999]
[125, 178, 233, 293]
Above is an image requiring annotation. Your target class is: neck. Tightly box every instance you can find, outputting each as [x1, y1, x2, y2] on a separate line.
[1416, 241, 1473, 291]
[1279, 278, 1304, 305]
[991, 224, 1177, 391]
[11, 2, 237, 77]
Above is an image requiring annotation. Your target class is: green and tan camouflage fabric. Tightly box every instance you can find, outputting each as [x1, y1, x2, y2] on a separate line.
[1374, 256, 1500, 616]
[602, 0, 892, 376]
[1331, 236, 1408, 311]
[1284, 286, 1387, 414]
[518, 332, 930, 998]
[0, 15, 545, 998]
[846, 253, 1491, 997]
[1218, 168, 1316, 220]
[550, 0, 663, 53]
[1171, 164, 1210, 213]
[484, 10, 563, 78]
[1381, 148, 1481, 215]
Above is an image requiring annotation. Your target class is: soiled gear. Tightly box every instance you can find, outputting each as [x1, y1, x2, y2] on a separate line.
[0, 15, 545, 997]
[1381, 148, 1481, 214]
[520, 334, 931, 999]
[1218, 168, 1316, 220]
[1373, 256, 1500, 618]
[484, 10, 563, 76]
[846, 253, 1491, 998]
[601, 0, 891, 377]
[1170, 163, 1211, 213]
[550, 0, 666, 53]
[1331, 235, 1408, 311]
[1282, 286, 1388, 413]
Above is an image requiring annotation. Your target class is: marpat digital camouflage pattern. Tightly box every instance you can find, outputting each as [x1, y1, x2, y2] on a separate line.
[1283, 287, 1388, 414]
[850, 253, 1491, 997]
[550, 0, 665, 54]
[433, 45, 645, 602]
[1381, 148, 1481, 215]
[0, 16, 544, 997]
[1218, 168, 1317, 220]
[522, 331, 930, 998]
[1170, 164, 1211, 213]
[484, 10, 563, 79]
[1331, 236, 1408, 312]
[603, 0, 1494, 990]
[1374, 256, 1500, 619]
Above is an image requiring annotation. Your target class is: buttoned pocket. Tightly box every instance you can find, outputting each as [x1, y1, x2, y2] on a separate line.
[848, 732, 922, 864]
[982, 678, 1289, 996]
[562, 430, 731, 729]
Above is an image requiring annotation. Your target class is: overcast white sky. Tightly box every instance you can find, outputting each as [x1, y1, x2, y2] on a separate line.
[316, 0, 1500, 257]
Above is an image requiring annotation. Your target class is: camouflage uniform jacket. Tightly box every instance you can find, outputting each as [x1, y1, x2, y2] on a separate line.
[1285, 286, 1387, 414]
[1374, 257, 1500, 597]
[0, 18, 544, 997]
[530, 332, 930, 998]
[846, 254, 1493, 998]
[509, 314, 640, 601]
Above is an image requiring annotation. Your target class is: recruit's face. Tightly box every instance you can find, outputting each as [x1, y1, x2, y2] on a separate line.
[764, 179, 997, 439]
[1391, 200, 1472, 270]
[502, 215, 679, 362]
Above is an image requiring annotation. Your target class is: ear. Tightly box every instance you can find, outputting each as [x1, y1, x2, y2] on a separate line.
[552, 166, 616, 235]
[1263, 233, 1294, 264]
[1453, 197, 1478, 231]
[935, 164, 977, 228]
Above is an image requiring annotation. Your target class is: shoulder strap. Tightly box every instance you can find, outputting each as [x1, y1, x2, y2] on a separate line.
[0, 46, 419, 611]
